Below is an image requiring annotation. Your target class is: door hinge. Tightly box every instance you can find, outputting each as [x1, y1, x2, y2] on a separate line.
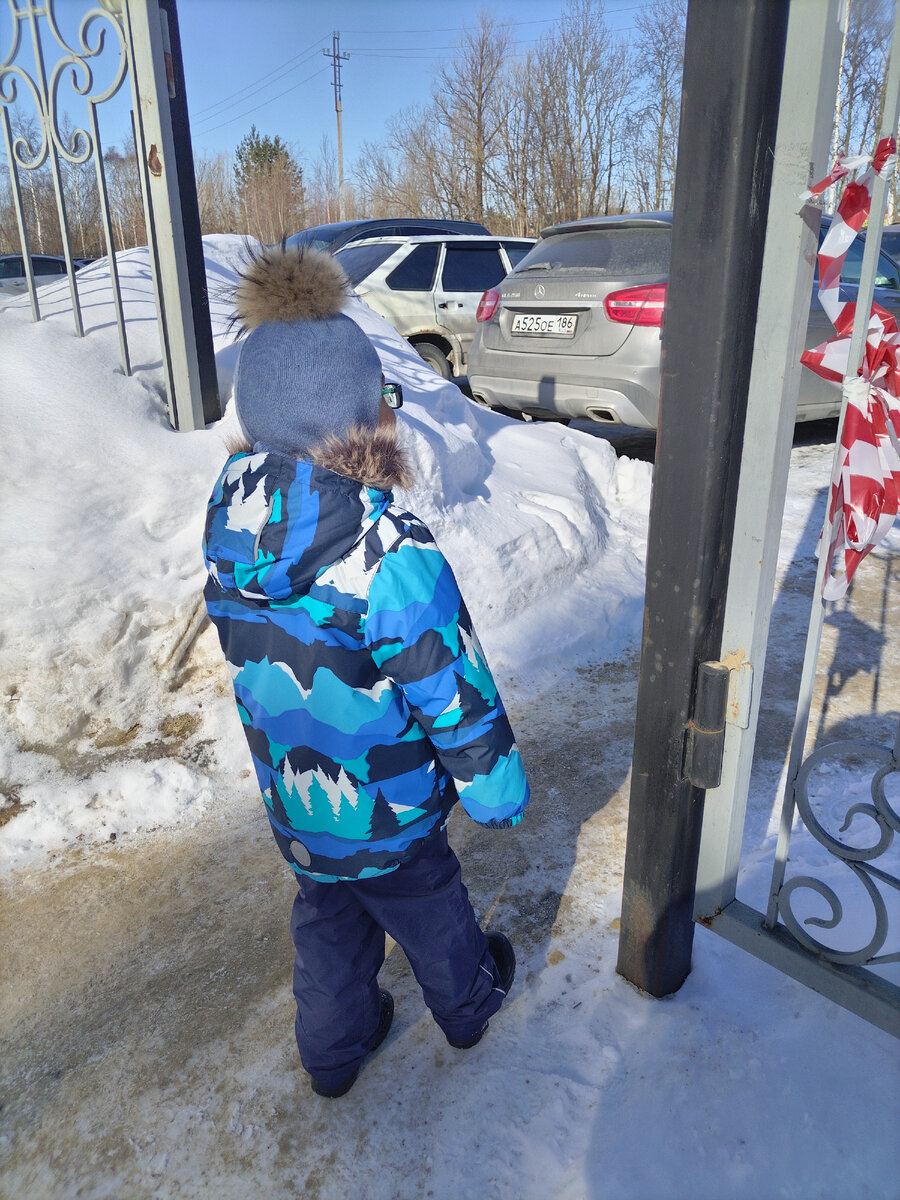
[683, 658, 755, 789]
[684, 662, 730, 789]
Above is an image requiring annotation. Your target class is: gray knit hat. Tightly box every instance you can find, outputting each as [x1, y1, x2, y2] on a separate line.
[232, 245, 383, 457]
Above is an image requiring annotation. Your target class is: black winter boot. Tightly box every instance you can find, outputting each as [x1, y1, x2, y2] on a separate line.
[448, 931, 516, 1050]
[310, 989, 394, 1098]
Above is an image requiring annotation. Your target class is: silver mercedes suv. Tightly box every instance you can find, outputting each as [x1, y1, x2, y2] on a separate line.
[468, 214, 671, 425]
[467, 212, 900, 427]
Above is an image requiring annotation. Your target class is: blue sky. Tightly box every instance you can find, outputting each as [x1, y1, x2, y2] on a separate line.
[3, 0, 649, 173]
[175, 0, 648, 167]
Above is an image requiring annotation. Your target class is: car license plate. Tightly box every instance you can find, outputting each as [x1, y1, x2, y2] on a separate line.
[510, 312, 578, 337]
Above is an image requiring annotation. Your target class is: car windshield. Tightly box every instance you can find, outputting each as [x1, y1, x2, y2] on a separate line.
[514, 227, 671, 275]
[335, 242, 399, 285]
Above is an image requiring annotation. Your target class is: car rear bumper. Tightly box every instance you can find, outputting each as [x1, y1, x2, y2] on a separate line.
[467, 368, 659, 427]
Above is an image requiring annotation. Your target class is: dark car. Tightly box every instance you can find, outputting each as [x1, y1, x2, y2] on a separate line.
[880, 223, 900, 260]
[285, 218, 491, 254]
[467, 212, 900, 427]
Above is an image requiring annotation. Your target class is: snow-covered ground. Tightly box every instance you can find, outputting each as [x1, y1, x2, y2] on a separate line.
[0, 240, 897, 1199]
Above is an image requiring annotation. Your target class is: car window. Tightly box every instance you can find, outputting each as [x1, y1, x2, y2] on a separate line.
[502, 242, 533, 268]
[838, 238, 900, 289]
[514, 227, 671, 274]
[290, 228, 345, 250]
[0, 257, 24, 279]
[386, 244, 439, 291]
[32, 258, 65, 276]
[876, 251, 900, 289]
[335, 242, 398, 286]
[395, 224, 448, 237]
[440, 245, 506, 292]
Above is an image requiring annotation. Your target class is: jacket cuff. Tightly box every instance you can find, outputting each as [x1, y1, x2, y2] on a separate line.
[482, 811, 524, 830]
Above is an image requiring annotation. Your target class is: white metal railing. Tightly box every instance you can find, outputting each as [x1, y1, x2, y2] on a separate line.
[0, 0, 209, 430]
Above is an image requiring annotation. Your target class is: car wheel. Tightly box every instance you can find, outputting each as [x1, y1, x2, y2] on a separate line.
[413, 341, 452, 379]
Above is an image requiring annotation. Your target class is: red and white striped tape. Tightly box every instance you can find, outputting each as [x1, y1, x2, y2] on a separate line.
[799, 135, 900, 600]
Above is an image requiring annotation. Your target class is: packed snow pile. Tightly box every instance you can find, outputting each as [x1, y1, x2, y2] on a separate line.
[0, 237, 650, 873]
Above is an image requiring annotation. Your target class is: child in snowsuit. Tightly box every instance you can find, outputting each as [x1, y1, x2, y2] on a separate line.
[202, 246, 530, 1098]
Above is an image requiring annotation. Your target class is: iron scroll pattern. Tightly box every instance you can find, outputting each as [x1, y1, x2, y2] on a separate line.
[1, 0, 132, 367]
[768, 724, 900, 967]
[0, 0, 127, 171]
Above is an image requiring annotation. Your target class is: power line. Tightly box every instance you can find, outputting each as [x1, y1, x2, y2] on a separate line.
[195, 65, 331, 136]
[341, 20, 556, 34]
[341, 5, 646, 37]
[192, 36, 326, 119]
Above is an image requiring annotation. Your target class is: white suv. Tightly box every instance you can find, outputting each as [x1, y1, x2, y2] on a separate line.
[334, 235, 534, 378]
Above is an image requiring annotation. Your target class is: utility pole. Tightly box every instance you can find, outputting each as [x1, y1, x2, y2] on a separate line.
[323, 32, 349, 221]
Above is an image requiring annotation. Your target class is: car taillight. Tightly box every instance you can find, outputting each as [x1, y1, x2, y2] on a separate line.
[604, 283, 667, 326]
[476, 287, 500, 322]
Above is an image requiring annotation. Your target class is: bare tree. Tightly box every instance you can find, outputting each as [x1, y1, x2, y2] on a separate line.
[354, 133, 433, 217]
[59, 115, 101, 258]
[307, 135, 343, 225]
[627, 0, 686, 211]
[527, 0, 638, 223]
[431, 12, 512, 223]
[354, 3, 644, 230]
[194, 151, 238, 234]
[104, 137, 145, 250]
[5, 113, 56, 253]
[830, 0, 894, 214]
[491, 57, 539, 234]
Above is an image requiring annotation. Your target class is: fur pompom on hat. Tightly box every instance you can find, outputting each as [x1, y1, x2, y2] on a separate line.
[232, 244, 384, 458]
[233, 243, 348, 331]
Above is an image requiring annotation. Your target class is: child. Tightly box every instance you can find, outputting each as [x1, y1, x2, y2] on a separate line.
[202, 245, 530, 1098]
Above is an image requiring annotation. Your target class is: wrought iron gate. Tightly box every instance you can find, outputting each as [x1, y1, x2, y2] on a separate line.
[0, 0, 215, 430]
[691, 0, 900, 1038]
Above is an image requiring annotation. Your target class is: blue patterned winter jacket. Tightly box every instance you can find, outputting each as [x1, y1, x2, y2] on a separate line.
[202, 438, 529, 882]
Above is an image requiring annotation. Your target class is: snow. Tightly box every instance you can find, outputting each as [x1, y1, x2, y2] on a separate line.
[0, 239, 897, 1199]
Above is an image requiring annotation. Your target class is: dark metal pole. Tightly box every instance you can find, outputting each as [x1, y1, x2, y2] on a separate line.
[616, 0, 789, 997]
[157, 0, 221, 425]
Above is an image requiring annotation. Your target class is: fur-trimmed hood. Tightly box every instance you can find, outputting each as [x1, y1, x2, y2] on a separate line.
[228, 424, 413, 491]
[310, 425, 413, 491]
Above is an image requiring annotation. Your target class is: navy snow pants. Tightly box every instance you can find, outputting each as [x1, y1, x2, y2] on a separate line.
[290, 829, 506, 1090]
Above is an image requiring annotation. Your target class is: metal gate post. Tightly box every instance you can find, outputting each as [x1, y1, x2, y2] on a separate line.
[157, 0, 220, 425]
[616, 0, 789, 997]
[124, 0, 207, 431]
[694, 0, 845, 920]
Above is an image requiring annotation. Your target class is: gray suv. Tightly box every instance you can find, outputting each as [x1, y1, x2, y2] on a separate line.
[467, 212, 900, 426]
[335, 235, 533, 378]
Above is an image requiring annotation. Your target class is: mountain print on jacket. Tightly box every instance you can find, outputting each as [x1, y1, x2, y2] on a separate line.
[203, 444, 529, 881]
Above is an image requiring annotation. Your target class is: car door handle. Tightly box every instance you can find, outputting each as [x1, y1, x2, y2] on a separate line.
[437, 301, 463, 309]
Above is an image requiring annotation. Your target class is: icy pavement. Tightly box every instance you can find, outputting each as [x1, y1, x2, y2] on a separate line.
[1, 465, 897, 1200]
